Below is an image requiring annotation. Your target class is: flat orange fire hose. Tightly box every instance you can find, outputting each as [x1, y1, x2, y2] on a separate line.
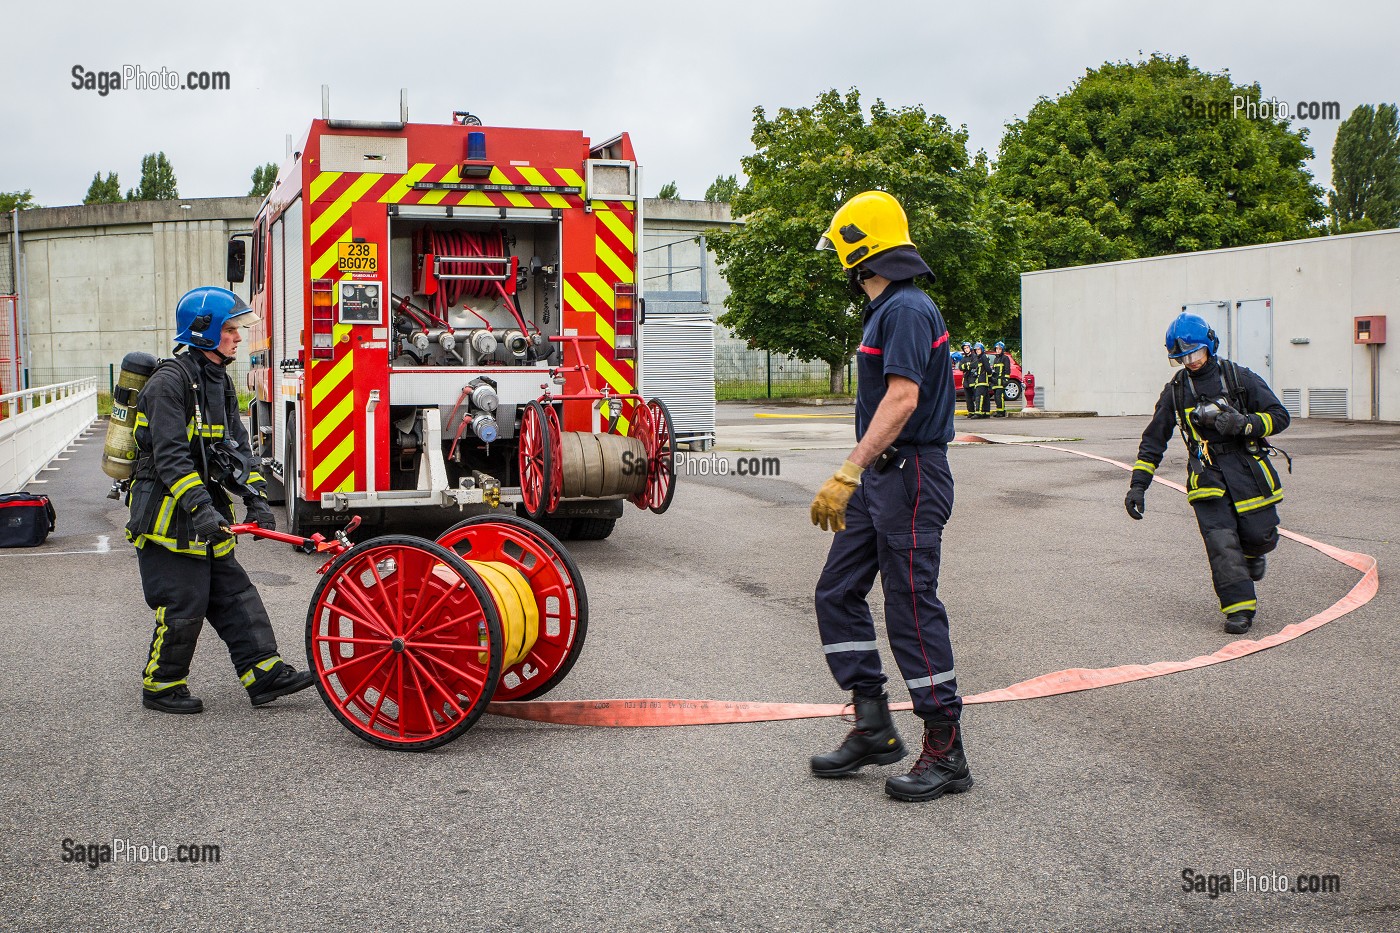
[487, 439, 1377, 727]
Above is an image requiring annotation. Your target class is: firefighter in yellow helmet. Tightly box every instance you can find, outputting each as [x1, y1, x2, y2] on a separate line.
[809, 191, 972, 802]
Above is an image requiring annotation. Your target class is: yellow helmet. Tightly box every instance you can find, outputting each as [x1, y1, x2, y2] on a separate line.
[816, 191, 914, 270]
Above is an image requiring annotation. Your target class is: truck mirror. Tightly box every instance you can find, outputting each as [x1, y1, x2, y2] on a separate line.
[226, 238, 247, 284]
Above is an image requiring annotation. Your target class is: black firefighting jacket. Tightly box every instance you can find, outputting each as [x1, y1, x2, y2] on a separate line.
[966, 351, 992, 388]
[988, 351, 1013, 387]
[125, 350, 269, 557]
[1131, 357, 1290, 515]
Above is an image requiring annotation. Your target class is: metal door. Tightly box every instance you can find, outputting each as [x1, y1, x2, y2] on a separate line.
[1234, 298, 1273, 385]
[1183, 301, 1231, 357]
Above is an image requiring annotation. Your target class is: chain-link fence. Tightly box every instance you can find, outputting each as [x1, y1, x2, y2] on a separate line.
[715, 338, 856, 400]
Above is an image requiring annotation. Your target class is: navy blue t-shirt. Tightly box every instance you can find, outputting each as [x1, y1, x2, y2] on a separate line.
[854, 280, 955, 446]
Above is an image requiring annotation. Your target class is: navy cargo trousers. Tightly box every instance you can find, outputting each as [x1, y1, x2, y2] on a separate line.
[815, 443, 961, 722]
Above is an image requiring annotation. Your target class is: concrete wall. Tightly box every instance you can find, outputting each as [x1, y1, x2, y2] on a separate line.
[641, 198, 734, 319]
[1022, 229, 1400, 419]
[0, 198, 260, 388]
[2, 197, 734, 391]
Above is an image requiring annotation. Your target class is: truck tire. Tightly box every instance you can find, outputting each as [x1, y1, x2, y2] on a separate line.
[571, 517, 616, 540]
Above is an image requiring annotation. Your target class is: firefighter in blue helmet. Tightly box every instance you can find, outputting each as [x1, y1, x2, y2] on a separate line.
[128, 286, 316, 713]
[967, 342, 992, 418]
[809, 191, 972, 802]
[1126, 312, 1290, 635]
[957, 343, 973, 413]
[987, 341, 1012, 417]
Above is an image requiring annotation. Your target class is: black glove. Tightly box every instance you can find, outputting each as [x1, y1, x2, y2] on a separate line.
[245, 498, 276, 532]
[1124, 486, 1146, 520]
[1214, 410, 1250, 435]
[190, 504, 231, 541]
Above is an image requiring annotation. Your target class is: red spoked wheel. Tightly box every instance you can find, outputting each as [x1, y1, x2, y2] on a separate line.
[517, 400, 553, 521]
[543, 403, 563, 513]
[305, 535, 504, 751]
[437, 515, 588, 702]
[626, 399, 655, 509]
[645, 397, 677, 514]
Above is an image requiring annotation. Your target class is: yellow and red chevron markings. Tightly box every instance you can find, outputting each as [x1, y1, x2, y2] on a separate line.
[302, 167, 637, 494]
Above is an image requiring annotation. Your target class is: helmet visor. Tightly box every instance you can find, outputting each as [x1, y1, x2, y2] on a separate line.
[815, 234, 835, 252]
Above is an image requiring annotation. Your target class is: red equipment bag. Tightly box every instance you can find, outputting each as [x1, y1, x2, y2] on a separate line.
[0, 493, 57, 548]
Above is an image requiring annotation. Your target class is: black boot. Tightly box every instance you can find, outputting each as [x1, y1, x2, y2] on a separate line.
[1224, 611, 1254, 635]
[246, 661, 317, 707]
[1246, 556, 1267, 581]
[810, 692, 906, 777]
[885, 718, 974, 801]
[142, 685, 204, 714]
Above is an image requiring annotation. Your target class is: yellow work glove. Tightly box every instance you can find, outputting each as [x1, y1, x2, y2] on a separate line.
[810, 460, 864, 533]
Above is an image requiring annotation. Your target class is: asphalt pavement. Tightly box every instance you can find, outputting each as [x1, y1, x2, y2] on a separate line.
[0, 406, 1395, 931]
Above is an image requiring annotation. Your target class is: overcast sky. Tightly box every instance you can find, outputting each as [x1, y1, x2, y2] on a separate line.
[4, 0, 1397, 207]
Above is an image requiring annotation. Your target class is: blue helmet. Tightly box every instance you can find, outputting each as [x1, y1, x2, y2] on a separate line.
[175, 286, 254, 351]
[951, 350, 964, 363]
[994, 340, 1005, 350]
[973, 341, 985, 351]
[1164, 312, 1218, 362]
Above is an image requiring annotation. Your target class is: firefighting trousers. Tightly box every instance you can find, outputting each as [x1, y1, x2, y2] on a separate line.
[965, 384, 985, 415]
[975, 384, 992, 415]
[1191, 495, 1279, 615]
[991, 382, 1006, 414]
[815, 444, 961, 721]
[138, 544, 280, 694]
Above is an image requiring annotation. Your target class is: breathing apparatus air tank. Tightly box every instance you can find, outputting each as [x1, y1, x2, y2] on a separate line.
[102, 351, 159, 481]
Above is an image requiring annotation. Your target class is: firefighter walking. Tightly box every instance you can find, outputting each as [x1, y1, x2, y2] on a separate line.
[987, 341, 1012, 418]
[808, 191, 972, 803]
[1125, 312, 1290, 635]
[128, 286, 316, 713]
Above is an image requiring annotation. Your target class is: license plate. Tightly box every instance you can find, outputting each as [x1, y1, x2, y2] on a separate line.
[337, 242, 378, 274]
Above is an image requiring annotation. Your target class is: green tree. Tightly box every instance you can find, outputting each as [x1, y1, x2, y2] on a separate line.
[83, 172, 123, 204]
[1329, 103, 1400, 232]
[656, 180, 680, 199]
[704, 174, 741, 203]
[708, 89, 1021, 392]
[0, 190, 38, 211]
[993, 54, 1325, 271]
[249, 162, 279, 198]
[126, 152, 179, 201]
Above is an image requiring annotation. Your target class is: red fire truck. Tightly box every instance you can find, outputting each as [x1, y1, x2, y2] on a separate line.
[228, 109, 675, 540]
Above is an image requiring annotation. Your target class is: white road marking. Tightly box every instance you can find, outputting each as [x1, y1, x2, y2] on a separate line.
[0, 535, 113, 557]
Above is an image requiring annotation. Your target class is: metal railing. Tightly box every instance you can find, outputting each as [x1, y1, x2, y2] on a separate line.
[0, 377, 99, 491]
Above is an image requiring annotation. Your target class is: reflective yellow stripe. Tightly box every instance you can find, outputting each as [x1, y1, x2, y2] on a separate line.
[135, 412, 149, 429]
[1133, 459, 1156, 475]
[1221, 599, 1258, 615]
[489, 167, 534, 208]
[170, 472, 202, 500]
[417, 166, 460, 206]
[312, 432, 356, 489]
[595, 237, 633, 284]
[240, 656, 282, 687]
[596, 208, 635, 251]
[1187, 487, 1227, 502]
[309, 171, 343, 202]
[377, 163, 433, 203]
[1259, 412, 1274, 436]
[516, 166, 569, 209]
[312, 392, 355, 448]
[248, 472, 265, 485]
[311, 351, 355, 408]
[557, 167, 585, 194]
[1234, 491, 1284, 513]
[310, 173, 384, 243]
[153, 496, 176, 536]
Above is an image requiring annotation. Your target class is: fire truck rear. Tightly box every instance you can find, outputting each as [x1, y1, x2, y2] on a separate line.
[229, 107, 675, 540]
